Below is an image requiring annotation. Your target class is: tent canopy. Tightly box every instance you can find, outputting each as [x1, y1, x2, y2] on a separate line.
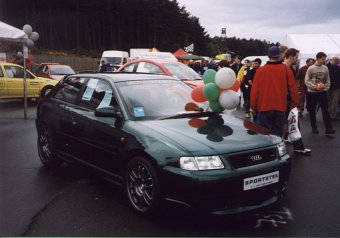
[284, 34, 340, 58]
[178, 54, 203, 60]
[284, 34, 340, 68]
[173, 48, 187, 58]
[0, 21, 26, 42]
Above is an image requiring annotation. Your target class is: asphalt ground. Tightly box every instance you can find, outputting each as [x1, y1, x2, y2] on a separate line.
[0, 99, 340, 237]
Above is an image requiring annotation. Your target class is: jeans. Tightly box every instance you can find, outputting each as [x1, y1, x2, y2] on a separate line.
[256, 111, 286, 137]
[306, 91, 332, 130]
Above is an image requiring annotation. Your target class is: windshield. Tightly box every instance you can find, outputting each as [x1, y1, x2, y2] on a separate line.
[102, 57, 122, 65]
[164, 63, 202, 81]
[50, 65, 75, 75]
[116, 80, 208, 120]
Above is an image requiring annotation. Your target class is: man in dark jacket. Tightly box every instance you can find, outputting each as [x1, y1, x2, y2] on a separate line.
[327, 57, 340, 119]
[296, 58, 315, 115]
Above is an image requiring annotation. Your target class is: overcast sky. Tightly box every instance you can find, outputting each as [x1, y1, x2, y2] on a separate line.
[176, 0, 340, 43]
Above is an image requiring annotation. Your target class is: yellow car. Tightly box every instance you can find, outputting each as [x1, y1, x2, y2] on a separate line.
[0, 62, 58, 99]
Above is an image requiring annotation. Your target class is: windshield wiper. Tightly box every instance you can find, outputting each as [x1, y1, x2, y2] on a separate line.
[160, 111, 216, 120]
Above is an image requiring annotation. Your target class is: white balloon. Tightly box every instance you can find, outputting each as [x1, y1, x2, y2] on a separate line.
[23, 24, 32, 35]
[215, 68, 236, 89]
[30, 32, 39, 41]
[24, 38, 34, 48]
[219, 90, 239, 110]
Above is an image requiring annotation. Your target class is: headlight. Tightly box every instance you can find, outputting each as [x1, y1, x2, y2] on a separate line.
[179, 156, 224, 171]
[277, 141, 287, 156]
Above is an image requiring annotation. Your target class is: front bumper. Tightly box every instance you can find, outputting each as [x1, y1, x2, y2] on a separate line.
[160, 154, 291, 214]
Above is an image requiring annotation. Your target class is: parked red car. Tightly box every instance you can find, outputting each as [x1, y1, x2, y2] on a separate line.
[117, 59, 203, 88]
[36, 63, 75, 81]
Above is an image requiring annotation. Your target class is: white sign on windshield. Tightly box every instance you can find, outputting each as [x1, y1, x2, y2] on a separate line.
[82, 78, 98, 101]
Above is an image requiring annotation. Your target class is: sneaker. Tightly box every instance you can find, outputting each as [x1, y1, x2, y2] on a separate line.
[294, 148, 312, 155]
[325, 128, 335, 134]
[245, 112, 251, 118]
[312, 128, 319, 134]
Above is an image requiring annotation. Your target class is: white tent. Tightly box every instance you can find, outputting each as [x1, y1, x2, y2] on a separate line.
[284, 34, 340, 67]
[0, 21, 26, 42]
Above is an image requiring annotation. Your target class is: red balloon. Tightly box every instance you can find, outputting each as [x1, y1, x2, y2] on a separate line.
[228, 80, 240, 92]
[188, 118, 208, 128]
[185, 102, 201, 111]
[191, 86, 207, 102]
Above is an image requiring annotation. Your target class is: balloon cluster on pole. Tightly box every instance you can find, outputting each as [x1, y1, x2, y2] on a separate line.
[23, 24, 39, 48]
[191, 67, 240, 112]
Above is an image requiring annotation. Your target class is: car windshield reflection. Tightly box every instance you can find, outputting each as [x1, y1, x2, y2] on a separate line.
[117, 80, 208, 120]
[164, 63, 201, 80]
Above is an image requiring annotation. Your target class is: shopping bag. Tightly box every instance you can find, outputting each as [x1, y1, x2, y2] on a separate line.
[288, 107, 301, 142]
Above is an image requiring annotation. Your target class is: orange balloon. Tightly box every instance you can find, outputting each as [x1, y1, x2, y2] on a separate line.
[188, 118, 208, 128]
[191, 86, 207, 102]
[228, 80, 240, 92]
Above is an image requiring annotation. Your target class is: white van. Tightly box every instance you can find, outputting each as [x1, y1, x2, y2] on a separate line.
[242, 56, 268, 66]
[138, 52, 178, 62]
[100, 50, 129, 71]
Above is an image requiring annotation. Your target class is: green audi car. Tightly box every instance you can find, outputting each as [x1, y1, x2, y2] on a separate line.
[36, 72, 291, 216]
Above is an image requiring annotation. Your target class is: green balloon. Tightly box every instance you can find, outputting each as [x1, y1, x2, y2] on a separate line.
[209, 99, 224, 113]
[203, 69, 216, 84]
[197, 125, 214, 135]
[203, 83, 220, 101]
[207, 115, 224, 126]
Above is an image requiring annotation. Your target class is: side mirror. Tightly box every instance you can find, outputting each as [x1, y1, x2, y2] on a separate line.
[95, 106, 120, 118]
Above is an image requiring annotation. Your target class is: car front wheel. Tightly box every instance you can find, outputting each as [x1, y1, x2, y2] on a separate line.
[37, 125, 62, 168]
[126, 156, 161, 216]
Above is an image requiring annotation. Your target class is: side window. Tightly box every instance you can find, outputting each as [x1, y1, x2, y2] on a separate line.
[0, 67, 3, 77]
[79, 78, 117, 111]
[136, 62, 163, 74]
[122, 63, 136, 72]
[54, 77, 85, 104]
[4, 66, 25, 78]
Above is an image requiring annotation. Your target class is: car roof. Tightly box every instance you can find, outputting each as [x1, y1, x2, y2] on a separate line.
[126, 58, 179, 64]
[73, 72, 179, 83]
[39, 62, 60, 65]
[0, 62, 22, 67]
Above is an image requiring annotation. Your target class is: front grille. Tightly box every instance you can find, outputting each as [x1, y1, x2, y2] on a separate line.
[226, 148, 277, 169]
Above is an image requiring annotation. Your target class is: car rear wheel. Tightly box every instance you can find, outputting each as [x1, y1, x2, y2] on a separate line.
[126, 156, 161, 216]
[37, 125, 62, 168]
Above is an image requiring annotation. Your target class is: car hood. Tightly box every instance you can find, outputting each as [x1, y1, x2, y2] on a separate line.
[133, 113, 279, 156]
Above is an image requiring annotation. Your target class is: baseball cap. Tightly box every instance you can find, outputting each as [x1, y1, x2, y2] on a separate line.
[268, 46, 281, 58]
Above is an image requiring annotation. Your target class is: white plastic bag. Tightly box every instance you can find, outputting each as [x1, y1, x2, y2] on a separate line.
[288, 107, 301, 142]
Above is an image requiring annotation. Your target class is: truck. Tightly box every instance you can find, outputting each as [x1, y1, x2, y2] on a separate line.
[100, 50, 129, 71]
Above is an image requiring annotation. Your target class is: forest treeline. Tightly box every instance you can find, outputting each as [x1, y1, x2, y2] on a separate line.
[0, 0, 277, 58]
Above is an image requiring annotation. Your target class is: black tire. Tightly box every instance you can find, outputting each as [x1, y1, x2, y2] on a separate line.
[40, 85, 54, 98]
[37, 124, 62, 168]
[126, 156, 161, 216]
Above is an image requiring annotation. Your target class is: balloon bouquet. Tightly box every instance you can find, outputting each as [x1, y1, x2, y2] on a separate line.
[190, 68, 240, 112]
[186, 67, 240, 141]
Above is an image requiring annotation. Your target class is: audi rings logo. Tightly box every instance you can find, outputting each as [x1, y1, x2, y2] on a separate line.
[250, 155, 263, 161]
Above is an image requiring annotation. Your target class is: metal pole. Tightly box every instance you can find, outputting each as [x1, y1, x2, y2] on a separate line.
[23, 45, 27, 120]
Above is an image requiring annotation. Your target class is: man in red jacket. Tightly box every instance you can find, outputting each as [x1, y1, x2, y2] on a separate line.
[250, 46, 299, 137]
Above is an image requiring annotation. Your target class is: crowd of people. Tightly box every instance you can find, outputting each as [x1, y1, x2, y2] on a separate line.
[186, 47, 339, 156]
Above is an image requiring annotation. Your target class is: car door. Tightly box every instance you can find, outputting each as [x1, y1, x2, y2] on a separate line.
[0, 66, 7, 98]
[77, 78, 125, 177]
[4, 65, 40, 97]
[52, 76, 90, 161]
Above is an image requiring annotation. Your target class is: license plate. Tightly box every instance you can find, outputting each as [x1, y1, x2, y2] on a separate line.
[243, 171, 279, 191]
